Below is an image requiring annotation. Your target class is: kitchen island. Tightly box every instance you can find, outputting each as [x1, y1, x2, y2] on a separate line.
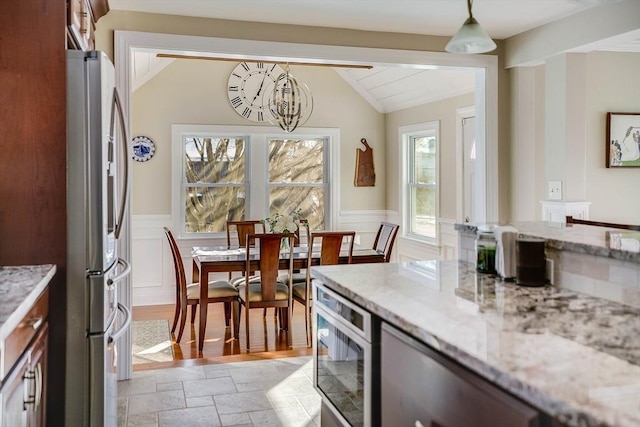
[311, 260, 640, 427]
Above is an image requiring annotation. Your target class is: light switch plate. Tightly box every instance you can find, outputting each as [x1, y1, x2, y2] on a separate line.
[548, 181, 562, 200]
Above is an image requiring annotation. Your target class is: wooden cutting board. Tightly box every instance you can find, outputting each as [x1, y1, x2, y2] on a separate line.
[355, 138, 376, 187]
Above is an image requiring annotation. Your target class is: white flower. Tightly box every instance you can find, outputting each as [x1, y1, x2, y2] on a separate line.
[273, 215, 297, 233]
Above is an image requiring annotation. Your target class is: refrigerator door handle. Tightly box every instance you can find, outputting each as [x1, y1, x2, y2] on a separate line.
[113, 88, 129, 240]
[109, 302, 132, 343]
[107, 257, 131, 286]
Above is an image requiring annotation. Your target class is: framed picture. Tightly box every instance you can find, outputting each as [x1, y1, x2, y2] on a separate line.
[606, 112, 640, 168]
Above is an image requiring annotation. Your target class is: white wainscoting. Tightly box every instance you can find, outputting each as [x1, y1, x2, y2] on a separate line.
[393, 217, 459, 262]
[132, 213, 460, 305]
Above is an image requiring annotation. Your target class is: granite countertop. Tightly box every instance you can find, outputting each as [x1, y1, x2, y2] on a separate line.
[455, 221, 640, 263]
[311, 260, 640, 427]
[0, 265, 56, 343]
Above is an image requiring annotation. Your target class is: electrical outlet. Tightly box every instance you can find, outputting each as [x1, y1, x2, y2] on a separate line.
[548, 181, 562, 200]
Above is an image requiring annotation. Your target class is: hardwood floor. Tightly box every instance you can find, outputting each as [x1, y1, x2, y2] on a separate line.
[132, 302, 312, 371]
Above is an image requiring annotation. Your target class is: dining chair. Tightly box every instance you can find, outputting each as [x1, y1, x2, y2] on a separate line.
[277, 218, 311, 286]
[295, 230, 355, 347]
[373, 222, 400, 262]
[226, 220, 265, 285]
[163, 227, 239, 343]
[237, 232, 296, 349]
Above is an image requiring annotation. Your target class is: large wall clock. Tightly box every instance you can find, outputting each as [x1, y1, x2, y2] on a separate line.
[227, 62, 284, 123]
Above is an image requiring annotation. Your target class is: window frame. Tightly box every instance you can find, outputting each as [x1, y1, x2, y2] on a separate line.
[401, 121, 440, 244]
[172, 124, 339, 238]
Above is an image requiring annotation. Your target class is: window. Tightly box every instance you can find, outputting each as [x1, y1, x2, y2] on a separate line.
[182, 136, 247, 233]
[268, 138, 327, 230]
[403, 122, 439, 242]
[172, 125, 338, 237]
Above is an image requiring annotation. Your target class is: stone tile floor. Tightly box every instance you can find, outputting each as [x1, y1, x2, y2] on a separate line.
[118, 356, 320, 426]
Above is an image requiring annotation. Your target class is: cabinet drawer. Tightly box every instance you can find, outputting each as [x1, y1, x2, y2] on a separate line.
[381, 323, 540, 427]
[3, 287, 49, 378]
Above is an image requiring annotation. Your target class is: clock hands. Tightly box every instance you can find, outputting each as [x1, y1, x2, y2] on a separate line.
[251, 71, 269, 105]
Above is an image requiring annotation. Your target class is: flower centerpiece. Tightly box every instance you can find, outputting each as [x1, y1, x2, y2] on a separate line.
[264, 209, 304, 252]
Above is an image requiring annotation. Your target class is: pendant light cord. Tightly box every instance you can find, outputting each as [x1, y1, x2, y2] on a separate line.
[467, 0, 474, 19]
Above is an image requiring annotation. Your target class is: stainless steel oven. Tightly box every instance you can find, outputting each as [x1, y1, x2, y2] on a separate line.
[312, 281, 379, 427]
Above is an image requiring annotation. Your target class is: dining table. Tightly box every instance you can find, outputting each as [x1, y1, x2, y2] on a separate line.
[191, 243, 385, 353]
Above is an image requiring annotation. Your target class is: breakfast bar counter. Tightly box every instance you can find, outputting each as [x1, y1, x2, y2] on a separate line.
[311, 260, 640, 427]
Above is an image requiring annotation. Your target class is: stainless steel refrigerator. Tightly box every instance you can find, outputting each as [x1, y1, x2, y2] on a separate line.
[66, 50, 132, 427]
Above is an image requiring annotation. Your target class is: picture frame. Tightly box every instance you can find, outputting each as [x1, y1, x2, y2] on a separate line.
[606, 112, 640, 168]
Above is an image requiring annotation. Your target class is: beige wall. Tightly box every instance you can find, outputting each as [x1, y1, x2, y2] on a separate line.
[510, 51, 640, 224]
[385, 92, 476, 220]
[584, 51, 640, 224]
[131, 59, 385, 214]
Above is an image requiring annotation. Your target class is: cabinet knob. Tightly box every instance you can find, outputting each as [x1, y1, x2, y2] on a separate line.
[27, 316, 43, 330]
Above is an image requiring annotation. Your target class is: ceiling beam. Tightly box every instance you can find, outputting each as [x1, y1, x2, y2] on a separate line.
[156, 53, 373, 69]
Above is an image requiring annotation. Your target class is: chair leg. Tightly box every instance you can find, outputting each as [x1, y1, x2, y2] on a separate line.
[225, 301, 232, 325]
[190, 304, 197, 324]
[171, 299, 180, 334]
[263, 308, 267, 317]
[231, 299, 239, 339]
[305, 304, 312, 348]
[176, 301, 189, 343]
[287, 305, 293, 348]
[245, 303, 251, 350]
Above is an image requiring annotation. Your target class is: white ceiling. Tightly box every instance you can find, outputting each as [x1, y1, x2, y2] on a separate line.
[110, 0, 614, 39]
[116, 0, 639, 113]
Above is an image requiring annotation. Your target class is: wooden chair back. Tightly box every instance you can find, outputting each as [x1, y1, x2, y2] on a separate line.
[309, 231, 356, 266]
[226, 220, 264, 247]
[163, 227, 187, 301]
[294, 218, 310, 247]
[373, 222, 400, 262]
[566, 216, 640, 231]
[246, 233, 295, 301]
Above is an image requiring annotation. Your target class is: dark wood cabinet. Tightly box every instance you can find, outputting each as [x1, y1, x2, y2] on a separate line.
[66, 0, 108, 50]
[0, 287, 49, 427]
[381, 322, 541, 427]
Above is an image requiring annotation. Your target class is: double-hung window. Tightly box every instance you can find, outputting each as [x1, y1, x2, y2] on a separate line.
[403, 121, 439, 242]
[182, 136, 248, 234]
[267, 137, 327, 230]
[173, 125, 337, 237]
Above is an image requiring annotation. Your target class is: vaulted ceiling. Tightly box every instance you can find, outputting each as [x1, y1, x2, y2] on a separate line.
[118, 0, 639, 112]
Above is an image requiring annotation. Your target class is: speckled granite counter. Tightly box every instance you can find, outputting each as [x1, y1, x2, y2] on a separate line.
[456, 221, 640, 263]
[0, 264, 56, 343]
[311, 260, 640, 427]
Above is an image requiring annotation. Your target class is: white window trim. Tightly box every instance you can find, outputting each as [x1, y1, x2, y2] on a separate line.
[171, 124, 340, 238]
[400, 121, 440, 245]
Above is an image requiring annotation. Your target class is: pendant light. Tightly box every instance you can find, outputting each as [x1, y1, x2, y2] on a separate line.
[445, 0, 496, 54]
[268, 64, 313, 133]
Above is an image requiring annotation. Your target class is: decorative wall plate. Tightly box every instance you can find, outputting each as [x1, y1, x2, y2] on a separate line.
[131, 135, 156, 162]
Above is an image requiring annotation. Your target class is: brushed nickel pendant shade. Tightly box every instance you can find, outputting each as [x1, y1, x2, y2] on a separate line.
[445, 0, 496, 54]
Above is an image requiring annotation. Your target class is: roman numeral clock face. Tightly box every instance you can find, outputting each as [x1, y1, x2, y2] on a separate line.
[227, 62, 284, 122]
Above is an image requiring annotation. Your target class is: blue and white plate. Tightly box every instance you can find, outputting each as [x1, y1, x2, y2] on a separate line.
[132, 135, 156, 162]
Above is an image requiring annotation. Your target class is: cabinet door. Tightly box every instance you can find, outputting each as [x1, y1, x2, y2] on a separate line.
[0, 348, 29, 427]
[26, 324, 48, 427]
[381, 323, 540, 427]
[67, 0, 94, 51]
[0, 324, 48, 427]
